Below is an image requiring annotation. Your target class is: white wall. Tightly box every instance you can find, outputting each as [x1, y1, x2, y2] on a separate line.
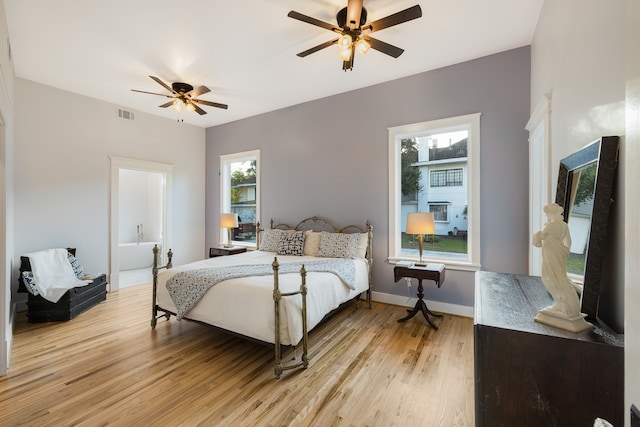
[531, 0, 638, 423]
[0, 0, 16, 375]
[12, 79, 206, 309]
[119, 169, 163, 244]
[625, 0, 640, 420]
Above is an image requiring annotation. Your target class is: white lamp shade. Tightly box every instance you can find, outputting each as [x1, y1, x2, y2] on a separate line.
[220, 213, 239, 228]
[406, 212, 435, 235]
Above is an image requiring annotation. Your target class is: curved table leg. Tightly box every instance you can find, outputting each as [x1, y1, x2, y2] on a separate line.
[397, 279, 441, 330]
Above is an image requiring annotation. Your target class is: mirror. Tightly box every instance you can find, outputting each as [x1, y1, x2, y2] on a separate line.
[555, 136, 619, 320]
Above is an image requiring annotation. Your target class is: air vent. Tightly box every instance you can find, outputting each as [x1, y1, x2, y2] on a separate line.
[117, 108, 135, 120]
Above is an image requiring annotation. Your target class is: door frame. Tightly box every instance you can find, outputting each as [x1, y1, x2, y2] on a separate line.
[525, 94, 552, 276]
[109, 156, 173, 292]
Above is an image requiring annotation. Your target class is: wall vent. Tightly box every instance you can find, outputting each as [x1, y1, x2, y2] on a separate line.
[117, 108, 135, 120]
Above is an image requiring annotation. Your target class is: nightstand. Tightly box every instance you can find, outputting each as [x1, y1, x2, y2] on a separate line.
[394, 264, 446, 329]
[209, 246, 247, 258]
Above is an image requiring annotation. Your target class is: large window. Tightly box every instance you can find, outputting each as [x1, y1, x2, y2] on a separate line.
[388, 113, 481, 269]
[220, 150, 260, 247]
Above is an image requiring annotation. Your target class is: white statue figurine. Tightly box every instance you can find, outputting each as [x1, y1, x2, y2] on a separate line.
[532, 203, 592, 333]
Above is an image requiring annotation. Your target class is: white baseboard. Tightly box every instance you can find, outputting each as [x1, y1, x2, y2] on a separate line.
[369, 291, 474, 318]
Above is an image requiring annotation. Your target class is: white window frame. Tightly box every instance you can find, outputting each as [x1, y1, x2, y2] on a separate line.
[388, 113, 481, 270]
[220, 149, 260, 248]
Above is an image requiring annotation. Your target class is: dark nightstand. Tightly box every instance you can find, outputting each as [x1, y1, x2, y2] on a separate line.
[394, 264, 446, 329]
[209, 246, 247, 258]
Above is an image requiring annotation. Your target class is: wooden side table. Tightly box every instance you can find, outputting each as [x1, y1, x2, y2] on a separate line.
[209, 246, 247, 258]
[394, 265, 445, 329]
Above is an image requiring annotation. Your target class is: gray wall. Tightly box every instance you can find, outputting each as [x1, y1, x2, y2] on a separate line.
[206, 47, 531, 308]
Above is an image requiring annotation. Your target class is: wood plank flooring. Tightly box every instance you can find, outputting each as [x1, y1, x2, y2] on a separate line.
[1, 284, 475, 426]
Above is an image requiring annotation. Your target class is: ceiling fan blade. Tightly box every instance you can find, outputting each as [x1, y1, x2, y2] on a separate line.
[158, 101, 174, 108]
[364, 36, 404, 58]
[365, 5, 422, 33]
[191, 103, 208, 115]
[194, 99, 229, 110]
[287, 11, 341, 33]
[346, 0, 363, 29]
[131, 89, 174, 98]
[297, 38, 339, 57]
[150, 76, 177, 94]
[187, 85, 210, 98]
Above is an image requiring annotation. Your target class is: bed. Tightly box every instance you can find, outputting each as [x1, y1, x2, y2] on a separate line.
[151, 216, 373, 378]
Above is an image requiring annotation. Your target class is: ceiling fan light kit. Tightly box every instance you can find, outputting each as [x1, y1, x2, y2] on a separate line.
[288, 0, 422, 71]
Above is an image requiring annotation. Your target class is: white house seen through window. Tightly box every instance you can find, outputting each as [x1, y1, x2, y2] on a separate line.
[388, 113, 481, 269]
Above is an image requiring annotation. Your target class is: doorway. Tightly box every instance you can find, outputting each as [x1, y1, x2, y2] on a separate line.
[109, 157, 173, 292]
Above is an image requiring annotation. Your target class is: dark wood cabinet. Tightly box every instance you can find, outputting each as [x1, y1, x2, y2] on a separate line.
[474, 271, 623, 427]
[209, 246, 247, 257]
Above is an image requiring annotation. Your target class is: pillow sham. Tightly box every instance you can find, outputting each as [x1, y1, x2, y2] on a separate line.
[277, 230, 306, 256]
[303, 231, 321, 257]
[317, 231, 360, 259]
[354, 232, 369, 258]
[260, 229, 287, 252]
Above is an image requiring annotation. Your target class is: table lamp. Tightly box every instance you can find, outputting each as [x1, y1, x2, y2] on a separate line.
[406, 212, 435, 267]
[220, 213, 239, 248]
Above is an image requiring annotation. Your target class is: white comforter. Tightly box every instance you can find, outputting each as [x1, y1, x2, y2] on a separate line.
[155, 250, 370, 346]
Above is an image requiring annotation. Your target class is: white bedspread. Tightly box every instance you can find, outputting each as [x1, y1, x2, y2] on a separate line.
[155, 250, 370, 346]
[24, 248, 89, 303]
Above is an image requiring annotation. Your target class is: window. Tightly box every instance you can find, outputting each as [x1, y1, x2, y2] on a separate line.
[430, 169, 463, 187]
[220, 150, 260, 247]
[388, 113, 480, 269]
[429, 203, 449, 222]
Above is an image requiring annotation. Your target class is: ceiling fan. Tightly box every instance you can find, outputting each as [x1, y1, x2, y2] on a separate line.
[288, 0, 422, 71]
[131, 76, 228, 115]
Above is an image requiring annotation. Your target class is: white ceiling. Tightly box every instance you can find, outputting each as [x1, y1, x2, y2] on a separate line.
[4, 0, 543, 128]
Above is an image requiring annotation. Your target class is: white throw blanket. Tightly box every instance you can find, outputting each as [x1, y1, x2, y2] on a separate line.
[25, 248, 89, 303]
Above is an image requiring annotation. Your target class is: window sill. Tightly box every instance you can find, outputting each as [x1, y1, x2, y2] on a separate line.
[388, 257, 481, 272]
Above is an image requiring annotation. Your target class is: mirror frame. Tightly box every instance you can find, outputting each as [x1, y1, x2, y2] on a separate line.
[555, 136, 619, 320]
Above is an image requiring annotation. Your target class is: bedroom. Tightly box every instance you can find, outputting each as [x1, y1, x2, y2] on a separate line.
[0, 0, 639, 425]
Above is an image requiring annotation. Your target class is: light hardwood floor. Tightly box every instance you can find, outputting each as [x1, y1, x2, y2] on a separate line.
[1, 284, 475, 426]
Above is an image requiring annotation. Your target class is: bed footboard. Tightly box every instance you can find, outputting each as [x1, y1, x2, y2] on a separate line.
[151, 244, 173, 328]
[272, 257, 308, 379]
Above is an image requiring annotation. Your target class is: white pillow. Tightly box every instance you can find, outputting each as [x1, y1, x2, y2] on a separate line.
[317, 231, 361, 258]
[354, 232, 369, 258]
[260, 229, 287, 252]
[303, 231, 321, 256]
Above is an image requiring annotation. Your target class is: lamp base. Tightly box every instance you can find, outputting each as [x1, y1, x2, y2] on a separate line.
[414, 263, 427, 268]
[223, 244, 233, 248]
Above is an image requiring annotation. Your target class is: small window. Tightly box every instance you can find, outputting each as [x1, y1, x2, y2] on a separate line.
[429, 203, 449, 222]
[220, 150, 260, 247]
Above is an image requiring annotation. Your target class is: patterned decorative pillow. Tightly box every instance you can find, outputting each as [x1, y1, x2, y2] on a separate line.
[21, 271, 39, 295]
[67, 253, 85, 278]
[303, 231, 321, 256]
[317, 231, 361, 259]
[277, 231, 306, 256]
[260, 229, 287, 252]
